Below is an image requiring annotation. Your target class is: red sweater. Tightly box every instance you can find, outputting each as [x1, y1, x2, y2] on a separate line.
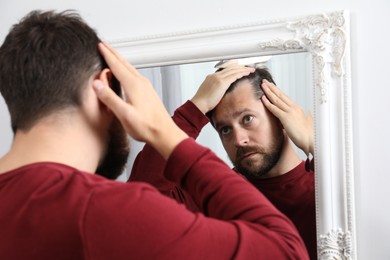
[130, 100, 315, 259]
[0, 138, 308, 259]
[246, 162, 316, 260]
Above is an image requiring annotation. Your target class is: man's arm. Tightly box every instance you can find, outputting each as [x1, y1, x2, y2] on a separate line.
[128, 101, 208, 211]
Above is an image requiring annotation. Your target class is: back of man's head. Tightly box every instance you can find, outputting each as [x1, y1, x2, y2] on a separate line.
[207, 67, 276, 126]
[0, 10, 105, 133]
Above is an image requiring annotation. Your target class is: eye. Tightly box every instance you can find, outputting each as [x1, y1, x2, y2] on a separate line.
[242, 115, 254, 124]
[219, 126, 232, 136]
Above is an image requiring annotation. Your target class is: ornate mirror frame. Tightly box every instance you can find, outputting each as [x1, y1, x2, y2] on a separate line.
[111, 10, 355, 259]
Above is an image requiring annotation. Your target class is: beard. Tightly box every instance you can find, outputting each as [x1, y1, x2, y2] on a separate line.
[233, 136, 284, 179]
[95, 118, 130, 180]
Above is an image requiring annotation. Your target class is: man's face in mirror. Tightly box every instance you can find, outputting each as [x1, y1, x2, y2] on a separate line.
[212, 80, 284, 179]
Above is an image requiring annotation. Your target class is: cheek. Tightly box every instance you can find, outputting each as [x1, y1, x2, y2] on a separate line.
[252, 120, 274, 140]
[252, 128, 267, 141]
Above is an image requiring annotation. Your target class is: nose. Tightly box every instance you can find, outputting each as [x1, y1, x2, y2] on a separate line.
[233, 128, 249, 147]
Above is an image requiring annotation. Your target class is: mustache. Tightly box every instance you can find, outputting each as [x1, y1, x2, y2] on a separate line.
[236, 146, 265, 161]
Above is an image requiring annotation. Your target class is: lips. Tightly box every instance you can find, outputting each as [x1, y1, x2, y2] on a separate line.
[236, 146, 264, 163]
[238, 152, 257, 162]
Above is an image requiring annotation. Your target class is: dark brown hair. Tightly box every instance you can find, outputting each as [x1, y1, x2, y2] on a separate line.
[0, 10, 113, 133]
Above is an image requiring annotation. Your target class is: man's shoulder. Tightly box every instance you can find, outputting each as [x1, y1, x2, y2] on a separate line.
[2, 161, 154, 197]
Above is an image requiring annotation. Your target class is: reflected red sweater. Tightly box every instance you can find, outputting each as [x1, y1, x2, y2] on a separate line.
[130, 100, 315, 259]
[0, 138, 308, 259]
[246, 161, 316, 260]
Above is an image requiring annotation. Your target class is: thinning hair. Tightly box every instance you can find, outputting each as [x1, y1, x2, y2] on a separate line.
[207, 67, 276, 126]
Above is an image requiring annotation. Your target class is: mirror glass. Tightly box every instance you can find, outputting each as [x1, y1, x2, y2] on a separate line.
[125, 52, 313, 177]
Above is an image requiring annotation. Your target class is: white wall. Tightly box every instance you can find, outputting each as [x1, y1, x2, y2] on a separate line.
[1, 0, 389, 259]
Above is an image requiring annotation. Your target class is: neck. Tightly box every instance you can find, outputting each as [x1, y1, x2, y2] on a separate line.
[0, 114, 105, 175]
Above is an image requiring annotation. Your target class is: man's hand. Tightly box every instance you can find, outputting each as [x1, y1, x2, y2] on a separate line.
[191, 65, 255, 114]
[261, 79, 314, 156]
[93, 42, 188, 159]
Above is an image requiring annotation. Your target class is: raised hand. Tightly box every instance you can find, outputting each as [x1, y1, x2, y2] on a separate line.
[191, 65, 255, 114]
[93, 42, 187, 159]
[261, 79, 314, 156]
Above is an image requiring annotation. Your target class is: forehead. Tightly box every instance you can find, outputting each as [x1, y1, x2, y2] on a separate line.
[213, 80, 265, 122]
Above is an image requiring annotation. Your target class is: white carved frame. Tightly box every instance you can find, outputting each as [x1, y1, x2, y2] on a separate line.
[110, 10, 356, 260]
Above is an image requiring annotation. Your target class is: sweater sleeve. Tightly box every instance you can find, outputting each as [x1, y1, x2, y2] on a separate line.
[84, 138, 309, 260]
[128, 101, 208, 211]
[171, 100, 209, 139]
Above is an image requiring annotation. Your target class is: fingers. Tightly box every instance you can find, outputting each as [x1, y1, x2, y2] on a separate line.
[261, 79, 313, 156]
[98, 42, 151, 108]
[214, 60, 239, 69]
[93, 80, 128, 120]
[191, 65, 254, 114]
[100, 42, 138, 74]
[208, 64, 255, 92]
[98, 42, 142, 89]
[261, 79, 291, 112]
[216, 65, 255, 79]
[261, 94, 284, 119]
[98, 43, 134, 84]
[95, 42, 189, 157]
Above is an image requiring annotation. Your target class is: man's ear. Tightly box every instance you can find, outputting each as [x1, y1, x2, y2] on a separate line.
[96, 68, 121, 97]
[93, 69, 114, 113]
[96, 68, 112, 87]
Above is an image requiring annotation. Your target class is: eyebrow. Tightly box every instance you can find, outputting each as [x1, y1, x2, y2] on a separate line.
[214, 108, 257, 129]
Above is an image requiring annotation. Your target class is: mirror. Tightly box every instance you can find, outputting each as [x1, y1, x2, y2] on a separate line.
[137, 52, 313, 167]
[111, 10, 355, 259]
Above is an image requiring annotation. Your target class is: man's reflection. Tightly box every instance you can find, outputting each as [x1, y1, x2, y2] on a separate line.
[129, 65, 316, 259]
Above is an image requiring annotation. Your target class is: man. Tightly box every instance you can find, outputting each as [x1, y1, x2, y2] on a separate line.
[0, 10, 309, 259]
[130, 66, 316, 258]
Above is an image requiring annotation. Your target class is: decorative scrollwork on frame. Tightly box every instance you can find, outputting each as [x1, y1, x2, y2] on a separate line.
[318, 229, 352, 260]
[332, 28, 346, 77]
[258, 38, 304, 51]
[313, 55, 328, 103]
[259, 11, 347, 103]
[289, 11, 346, 103]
